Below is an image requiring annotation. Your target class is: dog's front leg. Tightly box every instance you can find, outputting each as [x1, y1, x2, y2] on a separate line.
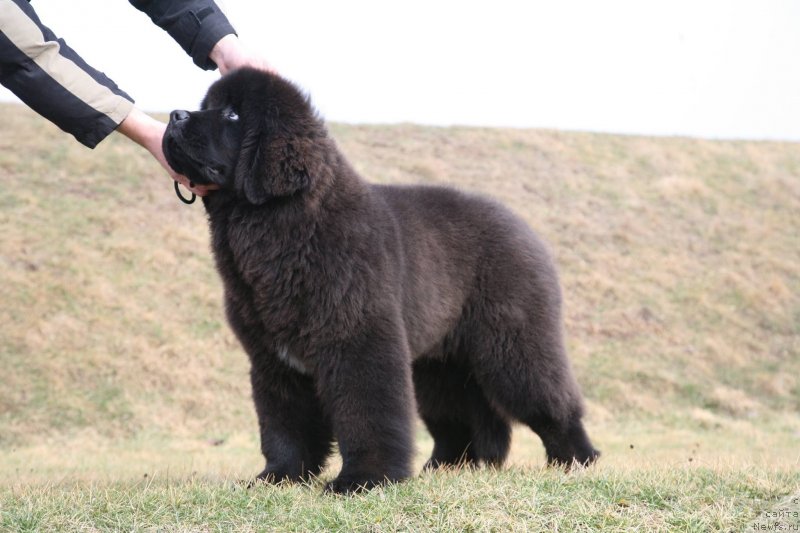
[316, 322, 416, 494]
[249, 354, 334, 484]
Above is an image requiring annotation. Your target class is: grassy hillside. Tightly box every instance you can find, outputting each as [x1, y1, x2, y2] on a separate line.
[1, 102, 798, 530]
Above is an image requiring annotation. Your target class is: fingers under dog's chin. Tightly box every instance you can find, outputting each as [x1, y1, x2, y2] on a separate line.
[192, 184, 220, 196]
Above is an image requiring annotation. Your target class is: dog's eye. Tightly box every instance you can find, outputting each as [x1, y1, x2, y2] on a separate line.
[225, 110, 239, 121]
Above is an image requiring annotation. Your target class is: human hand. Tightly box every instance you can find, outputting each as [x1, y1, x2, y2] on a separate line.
[148, 120, 218, 197]
[118, 108, 218, 197]
[210, 34, 275, 75]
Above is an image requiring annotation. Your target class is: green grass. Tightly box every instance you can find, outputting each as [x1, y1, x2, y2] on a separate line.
[1, 103, 800, 529]
[2, 467, 798, 532]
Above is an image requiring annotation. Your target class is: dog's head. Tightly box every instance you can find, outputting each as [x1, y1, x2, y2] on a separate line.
[163, 68, 326, 204]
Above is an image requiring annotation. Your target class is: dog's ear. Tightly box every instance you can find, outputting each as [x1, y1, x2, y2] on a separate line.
[235, 130, 315, 204]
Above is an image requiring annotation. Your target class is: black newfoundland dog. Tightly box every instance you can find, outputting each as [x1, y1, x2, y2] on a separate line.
[163, 68, 598, 493]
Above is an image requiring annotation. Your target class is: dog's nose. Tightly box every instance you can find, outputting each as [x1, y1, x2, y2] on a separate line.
[170, 109, 190, 123]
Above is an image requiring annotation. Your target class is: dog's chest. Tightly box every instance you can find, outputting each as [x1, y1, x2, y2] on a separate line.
[213, 215, 311, 312]
[208, 205, 359, 339]
[276, 345, 310, 374]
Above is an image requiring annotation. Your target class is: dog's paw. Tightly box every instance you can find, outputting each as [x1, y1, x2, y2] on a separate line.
[323, 475, 384, 495]
[247, 467, 302, 488]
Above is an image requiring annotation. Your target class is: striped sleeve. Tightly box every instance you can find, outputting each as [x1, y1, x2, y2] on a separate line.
[0, 0, 135, 148]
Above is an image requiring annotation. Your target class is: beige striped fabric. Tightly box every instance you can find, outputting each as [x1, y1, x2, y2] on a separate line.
[0, 0, 133, 125]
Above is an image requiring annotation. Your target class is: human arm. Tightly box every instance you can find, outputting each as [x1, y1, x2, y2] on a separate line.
[0, 0, 134, 148]
[0, 0, 215, 195]
[128, 0, 237, 71]
[129, 0, 272, 74]
[1, 0, 265, 197]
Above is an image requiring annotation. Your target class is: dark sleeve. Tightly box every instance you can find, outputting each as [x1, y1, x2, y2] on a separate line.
[128, 0, 237, 70]
[0, 0, 135, 148]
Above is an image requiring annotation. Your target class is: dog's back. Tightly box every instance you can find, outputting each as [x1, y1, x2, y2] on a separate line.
[373, 183, 562, 361]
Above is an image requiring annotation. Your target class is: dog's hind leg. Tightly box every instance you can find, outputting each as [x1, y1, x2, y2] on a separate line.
[466, 306, 599, 468]
[413, 357, 511, 469]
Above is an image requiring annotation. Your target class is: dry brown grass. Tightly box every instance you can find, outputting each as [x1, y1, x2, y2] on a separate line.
[1, 103, 798, 482]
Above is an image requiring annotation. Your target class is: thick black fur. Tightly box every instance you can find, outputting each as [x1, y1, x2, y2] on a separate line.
[163, 68, 599, 494]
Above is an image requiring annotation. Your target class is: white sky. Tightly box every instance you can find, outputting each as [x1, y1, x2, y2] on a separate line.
[2, 0, 800, 140]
